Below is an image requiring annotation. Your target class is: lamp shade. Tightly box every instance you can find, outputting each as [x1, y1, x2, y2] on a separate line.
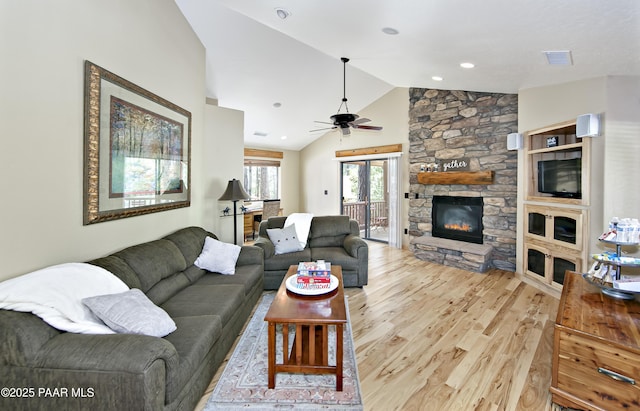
[218, 179, 250, 201]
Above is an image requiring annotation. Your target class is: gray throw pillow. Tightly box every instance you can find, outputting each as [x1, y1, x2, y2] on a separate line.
[267, 223, 304, 254]
[82, 289, 176, 337]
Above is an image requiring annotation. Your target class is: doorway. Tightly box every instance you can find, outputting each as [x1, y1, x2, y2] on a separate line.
[340, 159, 389, 242]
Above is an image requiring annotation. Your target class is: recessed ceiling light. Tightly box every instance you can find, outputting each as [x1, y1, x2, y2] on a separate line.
[460, 62, 475, 69]
[382, 27, 399, 35]
[432, 76, 443, 81]
[273, 102, 282, 108]
[543, 50, 573, 66]
[275, 8, 290, 20]
[281, 135, 287, 140]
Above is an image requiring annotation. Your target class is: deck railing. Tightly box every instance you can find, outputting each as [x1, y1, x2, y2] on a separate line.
[342, 200, 387, 229]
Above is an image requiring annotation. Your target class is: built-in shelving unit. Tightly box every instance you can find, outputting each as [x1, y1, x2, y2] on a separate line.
[522, 120, 591, 294]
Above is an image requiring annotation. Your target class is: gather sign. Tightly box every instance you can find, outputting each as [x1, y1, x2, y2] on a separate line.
[441, 158, 470, 172]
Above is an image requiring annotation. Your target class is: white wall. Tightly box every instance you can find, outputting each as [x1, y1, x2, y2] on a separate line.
[0, 0, 209, 281]
[299, 87, 411, 247]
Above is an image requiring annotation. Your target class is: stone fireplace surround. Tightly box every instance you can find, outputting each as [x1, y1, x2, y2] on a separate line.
[408, 88, 518, 272]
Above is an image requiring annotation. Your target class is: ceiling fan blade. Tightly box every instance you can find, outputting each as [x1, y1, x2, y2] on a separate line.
[353, 124, 383, 131]
[351, 117, 371, 125]
[314, 120, 334, 125]
[309, 126, 336, 133]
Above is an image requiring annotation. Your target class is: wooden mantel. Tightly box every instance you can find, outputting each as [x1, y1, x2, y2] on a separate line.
[417, 170, 494, 185]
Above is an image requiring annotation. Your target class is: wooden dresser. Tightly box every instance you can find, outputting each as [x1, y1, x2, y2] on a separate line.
[551, 271, 640, 410]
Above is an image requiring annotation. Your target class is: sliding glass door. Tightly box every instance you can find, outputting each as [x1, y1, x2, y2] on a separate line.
[340, 159, 389, 242]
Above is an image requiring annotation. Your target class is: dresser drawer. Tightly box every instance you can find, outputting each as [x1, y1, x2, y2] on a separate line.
[556, 329, 640, 410]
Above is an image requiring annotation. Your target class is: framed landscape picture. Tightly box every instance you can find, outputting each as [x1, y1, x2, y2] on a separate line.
[83, 61, 191, 225]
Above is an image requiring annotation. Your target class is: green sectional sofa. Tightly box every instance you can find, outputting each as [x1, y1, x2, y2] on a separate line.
[254, 215, 368, 289]
[0, 226, 263, 411]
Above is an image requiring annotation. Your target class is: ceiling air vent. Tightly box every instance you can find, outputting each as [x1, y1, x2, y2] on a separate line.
[253, 131, 268, 137]
[543, 50, 573, 66]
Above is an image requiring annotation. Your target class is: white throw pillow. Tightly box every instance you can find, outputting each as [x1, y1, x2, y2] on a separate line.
[82, 289, 176, 337]
[267, 223, 304, 254]
[194, 236, 241, 275]
[284, 213, 313, 248]
[0, 263, 129, 334]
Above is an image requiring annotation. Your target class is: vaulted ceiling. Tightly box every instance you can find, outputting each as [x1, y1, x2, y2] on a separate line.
[175, 0, 640, 151]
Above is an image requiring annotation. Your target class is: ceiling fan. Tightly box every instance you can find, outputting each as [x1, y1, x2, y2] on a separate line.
[311, 57, 383, 136]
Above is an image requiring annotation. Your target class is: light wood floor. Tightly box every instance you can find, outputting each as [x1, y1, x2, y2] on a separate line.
[194, 241, 564, 411]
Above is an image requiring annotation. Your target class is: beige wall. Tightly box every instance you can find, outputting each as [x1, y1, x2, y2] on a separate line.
[0, 0, 217, 281]
[279, 150, 301, 215]
[603, 76, 640, 230]
[517, 75, 640, 270]
[299, 87, 411, 247]
[204, 104, 245, 244]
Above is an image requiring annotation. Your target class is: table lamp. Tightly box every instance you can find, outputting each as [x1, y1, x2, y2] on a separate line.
[218, 179, 250, 245]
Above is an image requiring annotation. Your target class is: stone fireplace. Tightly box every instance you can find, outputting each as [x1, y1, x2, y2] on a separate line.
[408, 88, 518, 272]
[432, 196, 483, 244]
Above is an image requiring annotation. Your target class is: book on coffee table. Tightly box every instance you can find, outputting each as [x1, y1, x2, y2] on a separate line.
[296, 261, 331, 284]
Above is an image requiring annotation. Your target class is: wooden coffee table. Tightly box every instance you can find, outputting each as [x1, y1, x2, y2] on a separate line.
[265, 264, 347, 391]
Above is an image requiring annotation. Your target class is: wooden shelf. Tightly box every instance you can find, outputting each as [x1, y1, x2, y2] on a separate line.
[417, 170, 494, 185]
[527, 141, 583, 155]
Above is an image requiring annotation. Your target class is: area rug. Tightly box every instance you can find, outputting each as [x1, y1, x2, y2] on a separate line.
[205, 292, 363, 410]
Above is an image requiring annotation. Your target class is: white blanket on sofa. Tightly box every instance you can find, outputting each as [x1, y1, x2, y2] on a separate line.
[0, 263, 129, 334]
[285, 213, 313, 248]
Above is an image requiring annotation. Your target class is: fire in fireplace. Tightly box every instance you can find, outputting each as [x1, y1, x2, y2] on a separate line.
[432, 196, 484, 244]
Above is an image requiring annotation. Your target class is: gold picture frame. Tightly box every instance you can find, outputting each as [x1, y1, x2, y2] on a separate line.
[83, 61, 191, 225]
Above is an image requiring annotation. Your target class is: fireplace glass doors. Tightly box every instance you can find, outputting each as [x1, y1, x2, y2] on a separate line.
[432, 196, 484, 244]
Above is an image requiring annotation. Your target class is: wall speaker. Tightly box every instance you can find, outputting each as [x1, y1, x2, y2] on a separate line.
[576, 113, 600, 137]
[507, 132, 523, 150]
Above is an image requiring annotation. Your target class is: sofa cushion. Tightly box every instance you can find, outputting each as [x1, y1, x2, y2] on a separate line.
[182, 265, 207, 284]
[194, 237, 241, 275]
[88, 255, 142, 290]
[82, 289, 176, 337]
[161, 284, 244, 325]
[155, 314, 222, 404]
[267, 224, 304, 254]
[163, 226, 210, 266]
[308, 215, 353, 248]
[195, 264, 263, 296]
[114, 240, 187, 292]
[145, 272, 191, 306]
[310, 247, 359, 271]
[263, 249, 311, 271]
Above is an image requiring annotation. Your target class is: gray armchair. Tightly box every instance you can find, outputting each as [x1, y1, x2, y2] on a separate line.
[254, 215, 368, 289]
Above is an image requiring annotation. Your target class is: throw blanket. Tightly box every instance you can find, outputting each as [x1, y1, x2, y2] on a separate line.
[0, 263, 129, 334]
[285, 213, 313, 248]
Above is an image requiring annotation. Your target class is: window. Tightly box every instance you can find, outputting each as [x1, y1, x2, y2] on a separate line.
[243, 159, 280, 200]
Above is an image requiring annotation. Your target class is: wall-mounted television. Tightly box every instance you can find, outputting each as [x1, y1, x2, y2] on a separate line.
[537, 158, 582, 199]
